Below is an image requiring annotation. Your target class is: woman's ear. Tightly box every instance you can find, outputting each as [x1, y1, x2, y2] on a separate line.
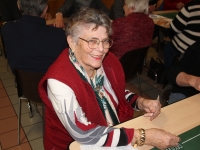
[67, 36, 76, 49]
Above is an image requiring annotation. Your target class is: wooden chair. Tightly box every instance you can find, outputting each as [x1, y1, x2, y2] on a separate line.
[119, 46, 150, 95]
[15, 68, 45, 145]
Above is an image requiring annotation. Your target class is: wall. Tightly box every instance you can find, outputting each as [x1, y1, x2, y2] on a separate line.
[47, 0, 65, 18]
[102, 0, 114, 9]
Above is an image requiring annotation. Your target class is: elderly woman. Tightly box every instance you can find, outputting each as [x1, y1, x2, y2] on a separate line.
[39, 7, 180, 150]
[110, 0, 154, 59]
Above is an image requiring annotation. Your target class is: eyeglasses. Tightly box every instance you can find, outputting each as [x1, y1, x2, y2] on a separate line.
[79, 37, 113, 49]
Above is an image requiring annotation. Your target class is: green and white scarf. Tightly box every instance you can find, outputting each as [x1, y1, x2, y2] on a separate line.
[69, 49, 119, 126]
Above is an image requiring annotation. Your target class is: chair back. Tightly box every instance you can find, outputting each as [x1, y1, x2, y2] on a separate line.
[119, 46, 149, 81]
[15, 68, 45, 103]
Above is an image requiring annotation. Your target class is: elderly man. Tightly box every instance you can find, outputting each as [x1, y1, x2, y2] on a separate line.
[167, 39, 200, 104]
[1, 0, 68, 74]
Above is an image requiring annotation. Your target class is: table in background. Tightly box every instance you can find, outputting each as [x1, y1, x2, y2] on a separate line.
[151, 10, 178, 28]
[69, 94, 200, 150]
[150, 10, 178, 52]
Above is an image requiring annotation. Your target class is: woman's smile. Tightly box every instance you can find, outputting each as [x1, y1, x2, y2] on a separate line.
[90, 54, 104, 60]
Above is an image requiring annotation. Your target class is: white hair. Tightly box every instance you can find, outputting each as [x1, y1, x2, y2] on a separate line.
[125, 0, 149, 14]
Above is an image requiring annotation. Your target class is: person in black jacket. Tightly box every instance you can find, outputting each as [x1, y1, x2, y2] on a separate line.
[167, 39, 200, 104]
[54, 0, 110, 28]
[1, 0, 68, 74]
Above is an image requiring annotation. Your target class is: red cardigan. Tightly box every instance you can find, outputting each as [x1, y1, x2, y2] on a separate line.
[110, 13, 154, 59]
[38, 48, 134, 150]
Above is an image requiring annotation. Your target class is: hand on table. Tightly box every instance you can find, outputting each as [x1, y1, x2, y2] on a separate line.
[145, 128, 180, 149]
[54, 12, 65, 28]
[137, 96, 161, 121]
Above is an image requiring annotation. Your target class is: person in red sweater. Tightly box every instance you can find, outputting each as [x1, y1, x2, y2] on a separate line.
[38, 7, 180, 150]
[110, 0, 154, 59]
[163, 0, 190, 10]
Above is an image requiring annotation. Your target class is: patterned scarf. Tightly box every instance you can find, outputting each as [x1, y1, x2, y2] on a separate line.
[69, 49, 119, 126]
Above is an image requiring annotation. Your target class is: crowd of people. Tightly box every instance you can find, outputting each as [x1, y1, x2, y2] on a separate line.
[1, 0, 199, 149]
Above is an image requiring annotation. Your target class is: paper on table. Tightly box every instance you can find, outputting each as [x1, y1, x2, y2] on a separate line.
[80, 144, 138, 150]
[149, 14, 166, 18]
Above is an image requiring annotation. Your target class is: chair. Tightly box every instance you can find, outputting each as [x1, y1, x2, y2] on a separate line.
[161, 88, 171, 107]
[119, 46, 150, 95]
[15, 68, 45, 145]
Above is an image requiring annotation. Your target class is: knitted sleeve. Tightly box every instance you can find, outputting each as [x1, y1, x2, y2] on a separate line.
[125, 89, 140, 110]
[47, 79, 134, 147]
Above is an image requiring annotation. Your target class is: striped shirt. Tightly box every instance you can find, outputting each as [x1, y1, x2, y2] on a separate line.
[170, 0, 200, 53]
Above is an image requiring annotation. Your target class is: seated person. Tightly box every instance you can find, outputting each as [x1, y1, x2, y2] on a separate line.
[167, 39, 200, 104]
[54, 0, 110, 28]
[110, 0, 158, 20]
[164, 0, 200, 67]
[38, 7, 180, 150]
[163, 0, 190, 10]
[1, 0, 68, 73]
[110, 0, 154, 59]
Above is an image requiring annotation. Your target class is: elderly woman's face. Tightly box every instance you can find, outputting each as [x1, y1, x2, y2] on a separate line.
[73, 25, 109, 73]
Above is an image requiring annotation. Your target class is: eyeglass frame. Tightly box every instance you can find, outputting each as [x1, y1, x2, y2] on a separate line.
[78, 37, 113, 49]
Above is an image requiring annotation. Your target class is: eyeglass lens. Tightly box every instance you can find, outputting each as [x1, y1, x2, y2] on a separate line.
[88, 39, 113, 49]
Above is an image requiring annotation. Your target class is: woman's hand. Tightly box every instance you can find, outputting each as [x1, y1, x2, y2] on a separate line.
[54, 12, 65, 28]
[137, 96, 161, 121]
[145, 128, 180, 149]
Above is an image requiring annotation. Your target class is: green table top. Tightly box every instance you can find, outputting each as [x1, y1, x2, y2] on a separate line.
[158, 12, 178, 19]
[151, 125, 200, 150]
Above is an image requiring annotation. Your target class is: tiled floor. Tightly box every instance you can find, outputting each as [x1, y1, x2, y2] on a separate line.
[0, 41, 170, 150]
[0, 56, 44, 149]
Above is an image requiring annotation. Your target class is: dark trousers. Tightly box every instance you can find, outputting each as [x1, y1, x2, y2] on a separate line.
[164, 41, 181, 67]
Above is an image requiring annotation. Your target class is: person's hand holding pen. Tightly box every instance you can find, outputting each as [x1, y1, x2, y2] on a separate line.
[136, 95, 161, 121]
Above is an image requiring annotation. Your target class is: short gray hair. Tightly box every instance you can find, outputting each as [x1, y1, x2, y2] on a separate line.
[125, 0, 149, 14]
[18, 0, 48, 16]
[65, 7, 112, 42]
